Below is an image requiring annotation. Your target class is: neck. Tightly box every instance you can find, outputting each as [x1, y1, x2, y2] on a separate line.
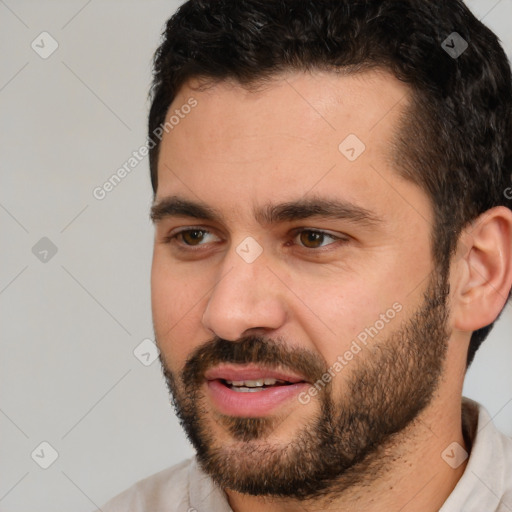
[225, 392, 468, 512]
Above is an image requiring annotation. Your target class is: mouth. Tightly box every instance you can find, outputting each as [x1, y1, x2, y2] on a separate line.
[203, 365, 310, 417]
[221, 377, 294, 392]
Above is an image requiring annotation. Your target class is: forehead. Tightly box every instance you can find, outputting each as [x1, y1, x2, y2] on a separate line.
[174, 69, 408, 139]
[154, 69, 423, 227]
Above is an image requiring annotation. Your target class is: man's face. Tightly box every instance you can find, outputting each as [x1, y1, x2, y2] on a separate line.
[151, 70, 451, 497]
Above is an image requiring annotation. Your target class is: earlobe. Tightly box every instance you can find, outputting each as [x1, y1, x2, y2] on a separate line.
[453, 206, 512, 333]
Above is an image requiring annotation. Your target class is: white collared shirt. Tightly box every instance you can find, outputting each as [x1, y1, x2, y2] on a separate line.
[97, 398, 512, 512]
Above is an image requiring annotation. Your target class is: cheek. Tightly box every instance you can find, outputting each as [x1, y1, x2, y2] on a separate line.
[295, 274, 407, 364]
[151, 256, 211, 365]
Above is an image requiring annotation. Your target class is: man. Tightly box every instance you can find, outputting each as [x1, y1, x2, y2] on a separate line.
[98, 0, 512, 510]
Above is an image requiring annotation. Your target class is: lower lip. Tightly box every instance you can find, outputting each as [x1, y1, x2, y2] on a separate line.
[206, 380, 309, 417]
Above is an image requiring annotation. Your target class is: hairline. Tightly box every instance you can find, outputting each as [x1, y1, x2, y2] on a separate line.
[150, 63, 419, 192]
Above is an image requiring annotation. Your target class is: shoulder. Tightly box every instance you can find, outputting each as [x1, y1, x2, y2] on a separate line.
[96, 458, 193, 512]
[496, 428, 512, 509]
[462, 398, 512, 510]
[441, 399, 512, 511]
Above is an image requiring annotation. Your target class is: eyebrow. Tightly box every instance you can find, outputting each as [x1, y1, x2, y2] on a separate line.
[150, 195, 381, 227]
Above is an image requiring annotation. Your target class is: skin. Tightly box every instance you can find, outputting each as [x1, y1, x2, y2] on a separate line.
[150, 69, 512, 512]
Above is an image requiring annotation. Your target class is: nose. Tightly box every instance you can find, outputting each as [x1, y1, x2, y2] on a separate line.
[201, 247, 287, 341]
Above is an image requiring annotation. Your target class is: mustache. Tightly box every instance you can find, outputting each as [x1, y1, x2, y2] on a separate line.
[180, 335, 328, 387]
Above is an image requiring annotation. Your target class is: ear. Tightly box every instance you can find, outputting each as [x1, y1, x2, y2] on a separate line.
[452, 206, 512, 332]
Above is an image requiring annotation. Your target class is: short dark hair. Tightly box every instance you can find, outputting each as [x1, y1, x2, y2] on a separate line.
[148, 0, 512, 368]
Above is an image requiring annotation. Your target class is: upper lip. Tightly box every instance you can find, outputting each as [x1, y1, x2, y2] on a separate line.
[204, 364, 309, 384]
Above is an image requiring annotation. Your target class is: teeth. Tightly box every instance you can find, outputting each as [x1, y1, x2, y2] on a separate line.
[231, 386, 265, 393]
[245, 379, 265, 387]
[225, 378, 285, 387]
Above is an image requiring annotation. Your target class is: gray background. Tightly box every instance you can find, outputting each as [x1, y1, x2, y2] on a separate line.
[0, 1, 511, 510]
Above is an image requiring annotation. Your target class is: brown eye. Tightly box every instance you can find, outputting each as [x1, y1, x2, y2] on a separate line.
[180, 229, 207, 246]
[163, 228, 221, 251]
[296, 230, 338, 249]
[299, 231, 323, 248]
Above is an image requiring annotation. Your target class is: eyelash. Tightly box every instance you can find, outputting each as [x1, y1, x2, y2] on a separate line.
[162, 227, 348, 252]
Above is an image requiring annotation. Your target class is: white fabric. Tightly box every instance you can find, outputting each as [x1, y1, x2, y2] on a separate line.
[96, 398, 512, 512]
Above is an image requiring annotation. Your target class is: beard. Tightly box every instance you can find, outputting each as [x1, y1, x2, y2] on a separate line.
[158, 269, 451, 500]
